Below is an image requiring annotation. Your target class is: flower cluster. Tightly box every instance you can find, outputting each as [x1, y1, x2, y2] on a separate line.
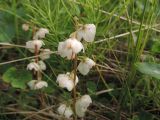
[24, 26, 51, 90]
[57, 23, 96, 118]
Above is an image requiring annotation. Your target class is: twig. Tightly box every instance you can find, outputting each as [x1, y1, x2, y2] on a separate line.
[0, 51, 57, 66]
[94, 24, 160, 44]
[95, 89, 113, 95]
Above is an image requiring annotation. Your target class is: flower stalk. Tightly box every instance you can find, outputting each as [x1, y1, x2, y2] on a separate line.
[34, 36, 45, 108]
[73, 54, 78, 120]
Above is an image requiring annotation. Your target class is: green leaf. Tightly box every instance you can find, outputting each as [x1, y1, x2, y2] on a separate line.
[2, 67, 32, 89]
[0, 23, 15, 42]
[151, 41, 160, 54]
[2, 67, 16, 83]
[87, 81, 97, 94]
[135, 62, 160, 79]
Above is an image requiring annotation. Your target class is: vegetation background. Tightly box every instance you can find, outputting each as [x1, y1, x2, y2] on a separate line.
[0, 0, 160, 119]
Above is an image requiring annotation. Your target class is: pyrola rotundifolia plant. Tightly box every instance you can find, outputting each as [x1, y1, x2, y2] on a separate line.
[23, 24, 51, 106]
[25, 27, 50, 90]
[57, 19, 96, 119]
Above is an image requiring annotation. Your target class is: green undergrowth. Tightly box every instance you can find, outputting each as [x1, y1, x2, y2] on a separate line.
[0, 0, 160, 119]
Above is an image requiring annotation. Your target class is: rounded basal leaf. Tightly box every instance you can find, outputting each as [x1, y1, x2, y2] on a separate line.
[2, 67, 32, 89]
[2, 67, 16, 83]
[135, 62, 160, 79]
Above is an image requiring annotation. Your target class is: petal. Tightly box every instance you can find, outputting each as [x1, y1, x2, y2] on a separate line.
[27, 62, 40, 71]
[57, 104, 73, 119]
[34, 81, 48, 89]
[33, 28, 49, 39]
[77, 62, 90, 75]
[76, 29, 84, 41]
[27, 80, 37, 90]
[83, 24, 96, 42]
[56, 73, 78, 91]
[70, 38, 84, 54]
[75, 95, 92, 117]
[38, 61, 46, 70]
[58, 42, 70, 58]
[26, 41, 35, 53]
[85, 58, 96, 68]
[39, 49, 51, 60]
[33, 40, 44, 50]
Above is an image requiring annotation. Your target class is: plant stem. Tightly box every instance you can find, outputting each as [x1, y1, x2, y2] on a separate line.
[73, 54, 77, 120]
[34, 44, 45, 108]
[34, 45, 39, 78]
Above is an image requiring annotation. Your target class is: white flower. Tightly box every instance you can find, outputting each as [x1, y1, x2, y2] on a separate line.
[33, 28, 49, 39]
[26, 40, 44, 53]
[27, 80, 37, 90]
[77, 58, 95, 75]
[76, 24, 96, 42]
[38, 60, 46, 70]
[39, 49, 51, 60]
[57, 104, 73, 119]
[75, 95, 92, 117]
[27, 80, 48, 90]
[27, 60, 46, 71]
[27, 62, 40, 71]
[34, 81, 48, 89]
[58, 38, 84, 59]
[56, 72, 79, 91]
[22, 23, 29, 31]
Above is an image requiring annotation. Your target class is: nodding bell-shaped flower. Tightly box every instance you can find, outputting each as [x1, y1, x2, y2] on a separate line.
[33, 28, 49, 39]
[76, 24, 96, 42]
[39, 49, 51, 60]
[58, 38, 84, 60]
[56, 72, 79, 91]
[27, 62, 40, 71]
[57, 104, 73, 119]
[27, 60, 46, 71]
[77, 58, 95, 75]
[38, 60, 46, 70]
[22, 23, 29, 31]
[27, 80, 48, 90]
[26, 40, 44, 53]
[75, 95, 92, 117]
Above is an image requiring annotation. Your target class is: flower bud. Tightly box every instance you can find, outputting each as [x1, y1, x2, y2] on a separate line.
[22, 23, 29, 31]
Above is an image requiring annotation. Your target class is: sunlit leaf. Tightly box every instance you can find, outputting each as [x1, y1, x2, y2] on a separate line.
[135, 62, 160, 79]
